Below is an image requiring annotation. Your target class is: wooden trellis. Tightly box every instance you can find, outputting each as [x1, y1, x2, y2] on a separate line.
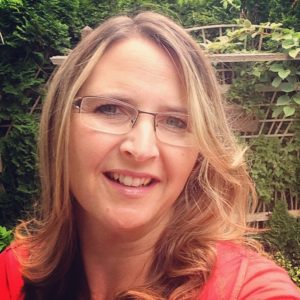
[186, 24, 300, 225]
[187, 24, 300, 137]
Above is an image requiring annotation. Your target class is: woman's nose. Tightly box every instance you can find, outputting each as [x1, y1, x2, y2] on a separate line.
[119, 114, 159, 161]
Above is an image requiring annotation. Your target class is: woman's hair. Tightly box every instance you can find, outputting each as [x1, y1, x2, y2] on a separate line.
[15, 11, 258, 299]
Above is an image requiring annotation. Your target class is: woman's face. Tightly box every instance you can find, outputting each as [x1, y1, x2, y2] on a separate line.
[69, 37, 199, 238]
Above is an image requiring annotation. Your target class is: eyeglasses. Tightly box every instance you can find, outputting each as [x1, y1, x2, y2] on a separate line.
[73, 96, 196, 147]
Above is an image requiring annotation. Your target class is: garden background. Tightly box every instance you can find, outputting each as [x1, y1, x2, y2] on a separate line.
[0, 0, 299, 286]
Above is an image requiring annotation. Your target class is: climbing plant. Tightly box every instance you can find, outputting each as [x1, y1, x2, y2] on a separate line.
[203, 19, 300, 117]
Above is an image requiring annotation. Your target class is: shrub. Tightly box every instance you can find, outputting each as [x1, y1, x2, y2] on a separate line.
[262, 201, 300, 280]
[247, 137, 300, 204]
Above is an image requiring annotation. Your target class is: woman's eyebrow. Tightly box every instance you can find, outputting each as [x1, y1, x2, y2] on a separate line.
[94, 93, 133, 104]
[94, 93, 188, 113]
[158, 104, 188, 114]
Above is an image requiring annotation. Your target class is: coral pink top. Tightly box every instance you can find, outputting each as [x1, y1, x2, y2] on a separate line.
[199, 242, 300, 299]
[0, 246, 23, 300]
[1, 242, 300, 299]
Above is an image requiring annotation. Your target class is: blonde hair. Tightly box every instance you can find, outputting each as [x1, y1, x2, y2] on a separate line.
[15, 11, 258, 299]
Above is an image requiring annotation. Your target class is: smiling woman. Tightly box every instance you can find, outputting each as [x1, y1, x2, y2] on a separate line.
[68, 37, 198, 239]
[0, 11, 300, 300]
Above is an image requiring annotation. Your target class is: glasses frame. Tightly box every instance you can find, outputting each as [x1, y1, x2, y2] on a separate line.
[72, 96, 195, 147]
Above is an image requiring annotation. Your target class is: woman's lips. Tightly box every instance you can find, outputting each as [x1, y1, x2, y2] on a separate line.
[103, 170, 159, 197]
[105, 172, 153, 187]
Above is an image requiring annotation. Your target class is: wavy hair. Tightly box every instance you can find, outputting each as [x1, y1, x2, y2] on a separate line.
[15, 11, 258, 299]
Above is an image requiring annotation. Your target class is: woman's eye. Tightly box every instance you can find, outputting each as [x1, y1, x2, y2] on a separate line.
[164, 116, 187, 130]
[95, 104, 122, 115]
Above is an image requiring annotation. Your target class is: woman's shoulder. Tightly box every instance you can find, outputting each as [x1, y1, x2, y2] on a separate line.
[0, 245, 24, 300]
[199, 241, 300, 300]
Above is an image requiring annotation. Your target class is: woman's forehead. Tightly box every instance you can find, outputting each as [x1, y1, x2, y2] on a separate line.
[79, 37, 187, 110]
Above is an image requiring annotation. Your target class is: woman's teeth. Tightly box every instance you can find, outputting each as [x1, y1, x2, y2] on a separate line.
[109, 173, 152, 187]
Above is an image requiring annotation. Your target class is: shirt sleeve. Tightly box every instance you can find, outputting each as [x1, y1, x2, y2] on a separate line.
[238, 253, 300, 300]
[199, 242, 300, 300]
[0, 247, 24, 300]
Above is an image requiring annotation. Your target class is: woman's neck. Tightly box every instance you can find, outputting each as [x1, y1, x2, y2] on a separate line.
[82, 246, 151, 299]
[76, 215, 168, 299]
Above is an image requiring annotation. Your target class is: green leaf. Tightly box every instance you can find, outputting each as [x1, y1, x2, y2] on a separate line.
[283, 106, 295, 117]
[272, 77, 282, 88]
[244, 19, 252, 28]
[282, 39, 296, 49]
[280, 82, 294, 92]
[289, 48, 300, 59]
[276, 95, 291, 106]
[238, 34, 248, 41]
[292, 93, 300, 104]
[270, 23, 283, 29]
[218, 36, 229, 43]
[253, 69, 261, 78]
[272, 106, 283, 118]
[271, 32, 283, 41]
[283, 33, 293, 40]
[278, 69, 291, 80]
[269, 63, 283, 72]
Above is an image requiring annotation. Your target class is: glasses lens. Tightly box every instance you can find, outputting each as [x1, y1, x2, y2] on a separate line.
[76, 97, 196, 147]
[155, 113, 196, 147]
[79, 97, 136, 134]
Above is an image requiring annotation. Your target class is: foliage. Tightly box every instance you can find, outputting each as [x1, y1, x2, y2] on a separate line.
[174, 0, 238, 27]
[225, 60, 300, 118]
[203, 18, 300, 54]
[0, 0, 23, 8]
[221, 0, 241, 11]
[240, 0, 300, 31]
[0, 114, 39, 226]
[247, 137, 300, 204]
[262, 201, 300, 286]
[273, 251, 300, 287]
[202, 19, 300, 117]
[240, 0, 271, 25]
[0, 0, 84, 227]
[267, 0, 300, 31]
[77, 0, 239, 29]
[0, 225, 13, 252]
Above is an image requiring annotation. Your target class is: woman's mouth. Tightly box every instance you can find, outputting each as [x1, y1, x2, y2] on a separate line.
[104, 172, 155, 187]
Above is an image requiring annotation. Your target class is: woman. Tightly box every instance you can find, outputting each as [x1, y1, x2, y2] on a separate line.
[1, 11, 299, 300]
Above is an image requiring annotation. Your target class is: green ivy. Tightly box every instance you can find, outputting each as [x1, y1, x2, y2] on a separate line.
[0, 225, 13, 252]
[203, 19, 300, 117]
